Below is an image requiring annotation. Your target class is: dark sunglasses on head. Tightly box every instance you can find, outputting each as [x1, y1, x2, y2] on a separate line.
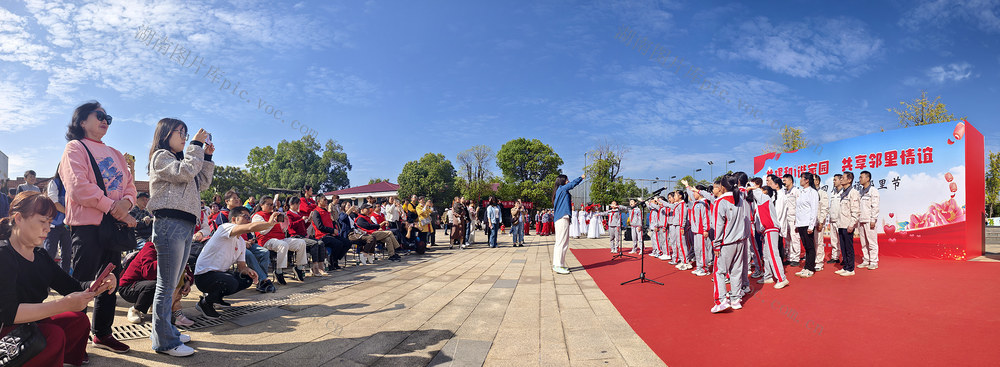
[94, 110, 113, 125]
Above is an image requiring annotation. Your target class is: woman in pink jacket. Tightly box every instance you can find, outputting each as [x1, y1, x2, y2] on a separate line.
[58, 101, 138, 354]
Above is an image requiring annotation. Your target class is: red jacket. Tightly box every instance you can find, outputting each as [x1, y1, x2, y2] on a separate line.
[286, 211, 309, 237]
[255, 211, 286, 246]
[298, 197, 317, 217]
[119, 244, 157, 287]
[311, 207, 337, 239]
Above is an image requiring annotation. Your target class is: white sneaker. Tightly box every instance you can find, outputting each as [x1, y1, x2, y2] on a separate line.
[127, 307, 146, 324]
[553, 266, 570, 274]
[158, 343, 196, 357]
[711, 300, 731, 313]
[762, 278, 775, 284]
[839, 270, 855, 277]
[867, 264, 878, 270]
[461, 244, 467, 249]
[814, 266, 823, 272]
[859, 261, 870, 268]
[649, 253, 659, 258]
[774, 279, 789, 289]
[610, 248, 617, 253]
[658, 255, 671, 261]
[179, 334, 191, 343]
[730, 301, 743, 310]
[835, 269, 846, 275]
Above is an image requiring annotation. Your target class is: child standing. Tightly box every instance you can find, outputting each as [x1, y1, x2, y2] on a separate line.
[627, 199, 643, 254]
[711, 175, 750, 313]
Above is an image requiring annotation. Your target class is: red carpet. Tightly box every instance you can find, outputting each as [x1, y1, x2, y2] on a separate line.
[571, 248, 1000, 366]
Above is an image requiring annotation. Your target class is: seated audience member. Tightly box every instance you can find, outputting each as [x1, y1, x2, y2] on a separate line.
[355, 204, 404, 261]
[309, 194, 351, 270]
[251, 196, 309, 284]
[129, 192, 154, 244]
[0, 192, 117, 367]
[193, 206, 275, 318]
[287, 196, 327, 276]
[212, 190, 274, 292]
[118, 242, 196, 327]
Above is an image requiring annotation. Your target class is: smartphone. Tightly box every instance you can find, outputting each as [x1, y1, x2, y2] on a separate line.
[87, 263, 116, 292]
[206, 133, 213, 145]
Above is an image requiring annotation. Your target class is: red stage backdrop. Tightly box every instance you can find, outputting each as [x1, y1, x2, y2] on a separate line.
[753, 120, 985, 260]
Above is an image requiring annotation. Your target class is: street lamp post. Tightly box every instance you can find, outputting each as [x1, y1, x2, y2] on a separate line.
[726, 159, 736, 173]
[693, 169, 702, 181]
[707, 161, 714, 180]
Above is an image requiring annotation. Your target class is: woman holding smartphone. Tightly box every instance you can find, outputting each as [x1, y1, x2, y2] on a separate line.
[146, 118, 215, 357]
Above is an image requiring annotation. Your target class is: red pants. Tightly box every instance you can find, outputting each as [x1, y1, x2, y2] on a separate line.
[0, 311, 89, 367]
[536, 222, 542, 234]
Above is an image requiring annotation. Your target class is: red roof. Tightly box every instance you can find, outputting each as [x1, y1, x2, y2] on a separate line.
[324, 181, 400, 196]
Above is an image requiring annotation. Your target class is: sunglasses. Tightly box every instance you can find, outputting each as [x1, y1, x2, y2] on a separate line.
[93, 110, 113, 125]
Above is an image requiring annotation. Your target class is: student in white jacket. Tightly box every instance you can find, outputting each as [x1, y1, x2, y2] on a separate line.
[811, 175, 829, 271]
[836, 172, 861, 276]
[793, 173, 819, 278]
[857, 170, 881, 270]
[780, 174, 801, 265]
[826, 174, 843, 265]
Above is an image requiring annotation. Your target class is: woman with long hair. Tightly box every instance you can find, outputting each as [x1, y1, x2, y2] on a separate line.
[551, 173, 584, 274]
[0, 192, 117, 366]
[146, 118, 214, 356]
[58, 101, 137, 354]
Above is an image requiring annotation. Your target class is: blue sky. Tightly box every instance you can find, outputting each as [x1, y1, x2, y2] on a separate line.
[1, 0, 998, 190]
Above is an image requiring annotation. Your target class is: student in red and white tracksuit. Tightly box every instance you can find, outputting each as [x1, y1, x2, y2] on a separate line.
[711, 176, 751, 313]
[646, 198, 664, 258]
[686, 187, 712, 276]
[627, 199, 643, 253]
[750, 186, 789, 288]
[673, 191, 692, 270]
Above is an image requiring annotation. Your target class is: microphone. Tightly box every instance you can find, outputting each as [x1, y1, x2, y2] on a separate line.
[650, 187, 667, 196]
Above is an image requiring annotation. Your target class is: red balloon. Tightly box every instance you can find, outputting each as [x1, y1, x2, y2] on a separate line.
[944, 172, 954, 182]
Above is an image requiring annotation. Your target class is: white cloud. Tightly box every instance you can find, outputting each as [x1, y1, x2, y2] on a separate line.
[715, 16, 883, 80]
[0, 75, 55, 132]
[926, 62, 974, 83]
[303, 67, 377, 106]
[900, 0, 1000, 33]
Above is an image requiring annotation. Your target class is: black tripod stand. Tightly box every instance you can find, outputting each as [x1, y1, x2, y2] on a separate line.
[621, 189, 665, 286]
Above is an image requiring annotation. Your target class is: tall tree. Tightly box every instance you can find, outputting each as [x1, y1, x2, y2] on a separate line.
[245, 135, 351, 193]
[496, 138, 563, 183]
[397, 153, 458, 206]
[888, 90, 965, 128]
[987, 151, 1000, 219]
[202, 165, 265, 201]
[764, 126, 809, 153]
[456, 145, 496, 201]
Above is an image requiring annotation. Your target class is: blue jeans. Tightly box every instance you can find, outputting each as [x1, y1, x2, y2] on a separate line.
[464, 221, 472, 244]
[245, 245, 270, 281]
[43, 224, 72, 272]
[489, 222, 500, 248]
[510, 222, 524, 244]
[150, 217, 194, 351]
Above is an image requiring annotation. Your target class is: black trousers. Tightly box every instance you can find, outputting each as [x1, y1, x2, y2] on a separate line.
[797, 227, 817, 271]
[778, 236, 788, 262]
[118, 280, 156, 313]
[194, 270, 252, 304]
[70, 225, 122, 337]
[319, 235, 351, 263]
[838, 228, 856, 271]
[300, 237, 326, 263]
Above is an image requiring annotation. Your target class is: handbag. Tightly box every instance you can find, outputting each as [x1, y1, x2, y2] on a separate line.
[79, 140, 137, 252]
[0, 322, 47, 367]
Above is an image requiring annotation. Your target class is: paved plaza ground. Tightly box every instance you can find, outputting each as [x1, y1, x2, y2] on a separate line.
[85, 229, 665, 366]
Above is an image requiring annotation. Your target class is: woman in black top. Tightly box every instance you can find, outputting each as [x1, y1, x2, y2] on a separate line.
[0, 191, 117, 367]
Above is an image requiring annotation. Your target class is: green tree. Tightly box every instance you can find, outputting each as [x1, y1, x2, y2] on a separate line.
[245, 135, 351, 192]
[889, 90, 966, 128]
[368, 178, 390, 184]
[201, 165, 266, 201]
[456, 145, 496, 201]
[397, 153, 458, 206]
[585, 142, 629, 204]
[765, 126, 809, 153]
[674, 175, 712, 191]
[496, 138, 563, 183]
[987, 151, 1000, 218]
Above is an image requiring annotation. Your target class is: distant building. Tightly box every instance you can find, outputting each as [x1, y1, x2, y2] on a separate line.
[0, 149, 7, 182]
[323, 181, 400, 205]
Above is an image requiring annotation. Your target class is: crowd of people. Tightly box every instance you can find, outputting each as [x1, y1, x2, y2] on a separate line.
[550, 169, 880, 314]
[0, 101, 498, 365]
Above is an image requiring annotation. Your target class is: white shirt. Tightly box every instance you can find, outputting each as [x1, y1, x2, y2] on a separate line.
[195, 223, 246, 275]
[384, 203, 400, 222]
[794, 186, 819, 230]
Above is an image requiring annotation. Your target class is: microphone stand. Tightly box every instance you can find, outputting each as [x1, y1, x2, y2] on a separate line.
[621, 188, 665, 286]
